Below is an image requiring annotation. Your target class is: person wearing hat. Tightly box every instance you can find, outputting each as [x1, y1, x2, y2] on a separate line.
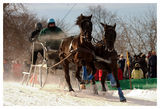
[139, 53, 147, 78]
[29, 22, 43, 42]
[39, 18, 62, 36]
[131, 63, 144, 79]
[118, 54, 126, 75]
[38, 18, 63, 50]
[29, 22, 43, 64]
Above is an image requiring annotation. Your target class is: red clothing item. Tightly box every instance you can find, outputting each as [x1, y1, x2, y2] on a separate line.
[94, 69, 103, 81]
[99, 69, 102, 81]
[12, 63, 22, 77]
[94, 70, 99, 81]
[118, 68, 123, 80]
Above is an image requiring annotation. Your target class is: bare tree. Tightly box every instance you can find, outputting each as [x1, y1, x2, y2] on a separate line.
[126, 7, 157, 54]
[56, 19, 72, 35]
[85, 5, 156, 56]
[3, 3, 39, 62]
[85, 5, 118, 41]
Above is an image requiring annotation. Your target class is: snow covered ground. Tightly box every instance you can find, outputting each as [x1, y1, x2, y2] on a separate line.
[3, 81, 157, 106]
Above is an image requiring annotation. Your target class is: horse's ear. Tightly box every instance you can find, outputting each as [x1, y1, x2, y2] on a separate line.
[88, 14, 92, 20]
[81, 14, 83, 17]
[113, 23, 116, 29]
[100, 22, 105, 27]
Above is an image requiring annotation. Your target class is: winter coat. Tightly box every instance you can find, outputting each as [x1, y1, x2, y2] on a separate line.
[29, 29, 43, 51]
[139, 57, 148, 77]
[38, 26, 63, 50]
[39, 26, 62, 36]
[118, 68, 123, 80]
[148, 55, 157, 78]
[131, 69, 144, 79]
[118, 58, 125, 72]
[29, 30, 41, 42]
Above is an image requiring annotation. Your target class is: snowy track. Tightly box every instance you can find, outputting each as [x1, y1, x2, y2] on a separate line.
[3, 82, 157, 106]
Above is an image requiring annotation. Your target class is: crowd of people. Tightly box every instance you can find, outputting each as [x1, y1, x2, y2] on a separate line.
[117, 51, 157, 80]
[3, 59, 30, 80]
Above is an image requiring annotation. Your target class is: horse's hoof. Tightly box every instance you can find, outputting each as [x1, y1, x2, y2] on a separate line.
[70, 91, 77, 97]
[102, 88, 107, 92]
[80, 84, 86, 89]
[69, 88, 74, 92]
[120, 98, 127, 102]
[92, 84, 98, 95]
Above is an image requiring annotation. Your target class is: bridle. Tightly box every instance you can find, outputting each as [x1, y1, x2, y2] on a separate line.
[103, 29, 116, 52]
[80, 19, 93, 43]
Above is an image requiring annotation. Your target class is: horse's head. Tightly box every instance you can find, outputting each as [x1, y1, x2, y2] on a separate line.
[76, 14, 93, 42]
[100, 22, 116, 52]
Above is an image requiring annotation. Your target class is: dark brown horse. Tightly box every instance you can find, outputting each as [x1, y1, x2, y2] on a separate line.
[59, 14, 97, 92]
[93, 23, 126, 102]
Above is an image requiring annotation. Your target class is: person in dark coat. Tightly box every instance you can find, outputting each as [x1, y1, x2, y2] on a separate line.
[139, 54, 148, 78]
[38, 18, 63, 50]
[29, 22, 43, 42]
[148, 51, 157, 78]
[29, 22, 43, 64]
[118, 54, 126, 73]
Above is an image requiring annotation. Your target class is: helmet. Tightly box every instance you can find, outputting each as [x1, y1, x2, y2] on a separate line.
[47, 18, 55, 24]
[35, 22, 42, 30]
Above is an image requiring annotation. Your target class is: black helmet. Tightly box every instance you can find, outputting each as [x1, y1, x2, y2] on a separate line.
[35, 22, 42, 30]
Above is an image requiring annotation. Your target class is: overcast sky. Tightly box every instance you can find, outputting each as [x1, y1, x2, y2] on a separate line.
[24, 3, 156, 35]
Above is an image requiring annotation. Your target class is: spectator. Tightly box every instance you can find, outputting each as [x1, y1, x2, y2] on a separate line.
[124, 52, 133, 79]
[12, 60, 22, 80]
[118, 54, 125, 73]
[132, 55, 139, 68]
[139, 53, 148, 78]
[148, 51, 157, 78]
[117, 64, 123, 80]
[131, 63, 144, 79]
[3, 58, 11, 79]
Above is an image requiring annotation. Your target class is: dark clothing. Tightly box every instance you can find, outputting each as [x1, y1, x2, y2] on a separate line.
[139, 57, 147, 78]
[30, 29, 43, 65]
[29, 30, 41, 42]
[38, 26, 63, 50]
[118, 58, 125, 72]
[33, 49, 44, 65]
[118, 68, 123, 80]
[39, 26, 62, 38]
[148, 55, 157, 78]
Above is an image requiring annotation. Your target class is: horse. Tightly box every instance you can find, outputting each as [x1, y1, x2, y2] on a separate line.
[59, 14, 97, 93]
[92, 22, 126, 102]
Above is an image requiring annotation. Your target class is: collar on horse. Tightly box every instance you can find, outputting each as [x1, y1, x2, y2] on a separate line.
[105, 46, 115, 52]
[81, 34, 93, 43]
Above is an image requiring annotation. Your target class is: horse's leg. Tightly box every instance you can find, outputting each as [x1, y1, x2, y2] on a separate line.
[75, 65, 87, 90]
[75, 65, 85, 85]
[101, 71, 107, 92]
[62, 60, 74, 92]
[75, 65, 83, 83]
[88, 62, 98, 95]
[112, 62, 126, 102]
